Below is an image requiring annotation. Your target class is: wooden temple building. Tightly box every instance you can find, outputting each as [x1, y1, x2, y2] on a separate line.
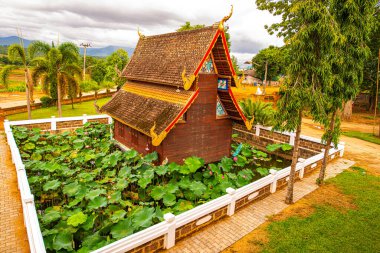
[101, 8, 253, 164]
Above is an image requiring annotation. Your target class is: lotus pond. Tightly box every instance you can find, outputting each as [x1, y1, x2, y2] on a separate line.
[13, 123, 291, 252]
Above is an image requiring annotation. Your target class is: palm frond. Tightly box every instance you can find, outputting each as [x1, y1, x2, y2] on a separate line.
[8, 44, 26, 65]
[28, 41, 51, 58]
[0, 65, 17, 88]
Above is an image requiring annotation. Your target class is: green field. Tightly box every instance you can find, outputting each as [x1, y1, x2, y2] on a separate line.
[261, 167, 380, 252]
[6, 97, 110, 121]
[343, 131, 380, 145]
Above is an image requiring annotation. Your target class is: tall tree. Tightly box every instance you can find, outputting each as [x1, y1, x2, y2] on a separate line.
[30, 42, 81, 116]
[6, 44, 34, 119]
[105, 49, 129, 88]
[317, 0, 377, 184]
[257, 0, 340, 204]
[252, 45, 288, 93]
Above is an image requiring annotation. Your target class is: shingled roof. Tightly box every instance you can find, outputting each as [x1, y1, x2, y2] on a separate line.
[122, 25, 221, 88]
[102, 82, 196, 136]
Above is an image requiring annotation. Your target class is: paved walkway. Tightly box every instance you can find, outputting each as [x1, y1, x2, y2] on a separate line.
[166, 158, 355, 253]
[0, 132, 29, 253]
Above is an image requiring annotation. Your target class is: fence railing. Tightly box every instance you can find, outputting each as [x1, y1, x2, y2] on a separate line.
[3, 114, 112, 253]
[4, 116, 345, 253]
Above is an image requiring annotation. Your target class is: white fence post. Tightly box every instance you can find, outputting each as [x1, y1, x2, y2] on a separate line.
[289, 132, 295, 145]
[108, 116, 113, 124]
[51, 116, 56, 131]
[4, 119, 11, 133]
[82, 114, 88, 124]
[269, 169, 278, 193]
[226, 188, 236, 216]
[255, 124, 260, 136]
[164, 213, 176, 249]
[298, 158, 306, 179]
[339, 142, 345, 157]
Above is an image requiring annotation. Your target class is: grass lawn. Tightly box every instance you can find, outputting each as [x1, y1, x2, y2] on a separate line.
[342, 131, 380, 145]
[6, 97, 110, 121]
[260, 167, 380, 252]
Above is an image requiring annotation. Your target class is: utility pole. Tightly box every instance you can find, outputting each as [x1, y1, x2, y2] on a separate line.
[80, 43, 91, 80]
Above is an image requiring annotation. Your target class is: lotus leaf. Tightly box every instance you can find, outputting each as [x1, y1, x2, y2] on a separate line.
[110, 210, 127, 223]
[23, 142, 35, 150]
[43, 179, 61, 191]
[132, 207, 155, 228]
[53, 231, 73, 251]
[67, 211, 88, 227]
[163, 193, 176, 207]
[220, 157, 233, 172]
[81, 214, 96, 231]
[184, 156, 204, 173]
[155, 165, 168, 176]
[189, 181, 207, 197]
[173, 200, 194, 212]
[63, 181, 80, 197]
[88, 196, 107, 210]
[86, 189, 106, 200]
[143, 152, 158, 163]
[110, 218, 134, 239]
[137, 177, 151, 189]
[150, 186, 165, 200]
[42, 210, 61, 224]
[256, 167, 269, 176]
[118, 166, 132, 178]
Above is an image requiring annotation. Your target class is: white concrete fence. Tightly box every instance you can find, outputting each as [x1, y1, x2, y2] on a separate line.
[3, 115, 345, 253]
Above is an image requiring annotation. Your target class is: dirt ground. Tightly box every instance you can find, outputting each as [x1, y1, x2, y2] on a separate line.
[224, 118, 380, 253]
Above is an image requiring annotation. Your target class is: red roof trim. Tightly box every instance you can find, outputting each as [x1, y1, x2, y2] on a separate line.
[164, 88, 200, 132]
[228, 88, 247, 122]
[194, 30, 221, 76]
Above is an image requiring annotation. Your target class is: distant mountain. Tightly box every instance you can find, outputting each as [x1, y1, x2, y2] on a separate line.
[0, 36, 34, 47]
[0, 36, 134, 57]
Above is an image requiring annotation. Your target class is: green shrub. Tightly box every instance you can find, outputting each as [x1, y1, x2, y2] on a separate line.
[40, 96, 55, 108]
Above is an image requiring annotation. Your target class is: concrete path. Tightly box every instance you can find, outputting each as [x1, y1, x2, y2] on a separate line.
[0, 132, 29, 253]
[166, 158, 355, 253]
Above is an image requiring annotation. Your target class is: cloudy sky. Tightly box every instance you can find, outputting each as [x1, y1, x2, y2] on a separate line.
[0, 0, 284, 65]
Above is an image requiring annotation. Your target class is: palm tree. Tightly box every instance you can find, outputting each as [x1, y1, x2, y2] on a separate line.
[30, 42, 81, 117]
[0, 44, 35, 119]
[238, 99, 275, 126]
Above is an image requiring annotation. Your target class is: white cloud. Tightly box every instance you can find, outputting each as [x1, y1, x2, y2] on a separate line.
[0, 0, 284, 63]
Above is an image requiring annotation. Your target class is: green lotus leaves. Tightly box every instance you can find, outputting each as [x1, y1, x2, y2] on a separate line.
[220, 157, 233, 172]
[151, 186, 165, 200]
[31, 152, 42, 161]
[189, 181, 207, 197]
[24, 142, 35, 150]
[67, 212, 88, 227]
[163, 193, 176, 207]
[63, 181, 80, 197]
[43, 179, 61, 191]
[173, 200, 194, 212]
[137, 177, 151, 189]
[110, 218, 134, 239]
[155, 165, 168, 176]
[256, 167, 270, 176]
[53, 231, 73, 251]
[110, 210, 127, 223]
[118, 166, 132, 178]
[42, 210, 61, 224]
[132, 207, 155, 228]
[184, 156, 204, 173]
[86, 188, 106, 200]
[143, 152, 158, 163]
[88, 196, 107, 210]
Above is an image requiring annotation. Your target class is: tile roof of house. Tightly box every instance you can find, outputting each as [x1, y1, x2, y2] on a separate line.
[101, 81, 195, 136]
[122, 25, 219, 88]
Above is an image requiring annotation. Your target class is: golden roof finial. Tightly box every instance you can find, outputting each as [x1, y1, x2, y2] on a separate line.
[219, 5, 233, 31]
[137, 27, 145, 39]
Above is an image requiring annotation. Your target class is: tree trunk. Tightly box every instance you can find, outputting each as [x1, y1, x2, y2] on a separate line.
[24, 68, 31, 120]
[71, 97, 74, 109]
[318, 110, 337, 185]
[342, 100, 353, 121]
[57, 76, 62, 117]
[26, 68, 34, 104]
[285, 110, 302, 204]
